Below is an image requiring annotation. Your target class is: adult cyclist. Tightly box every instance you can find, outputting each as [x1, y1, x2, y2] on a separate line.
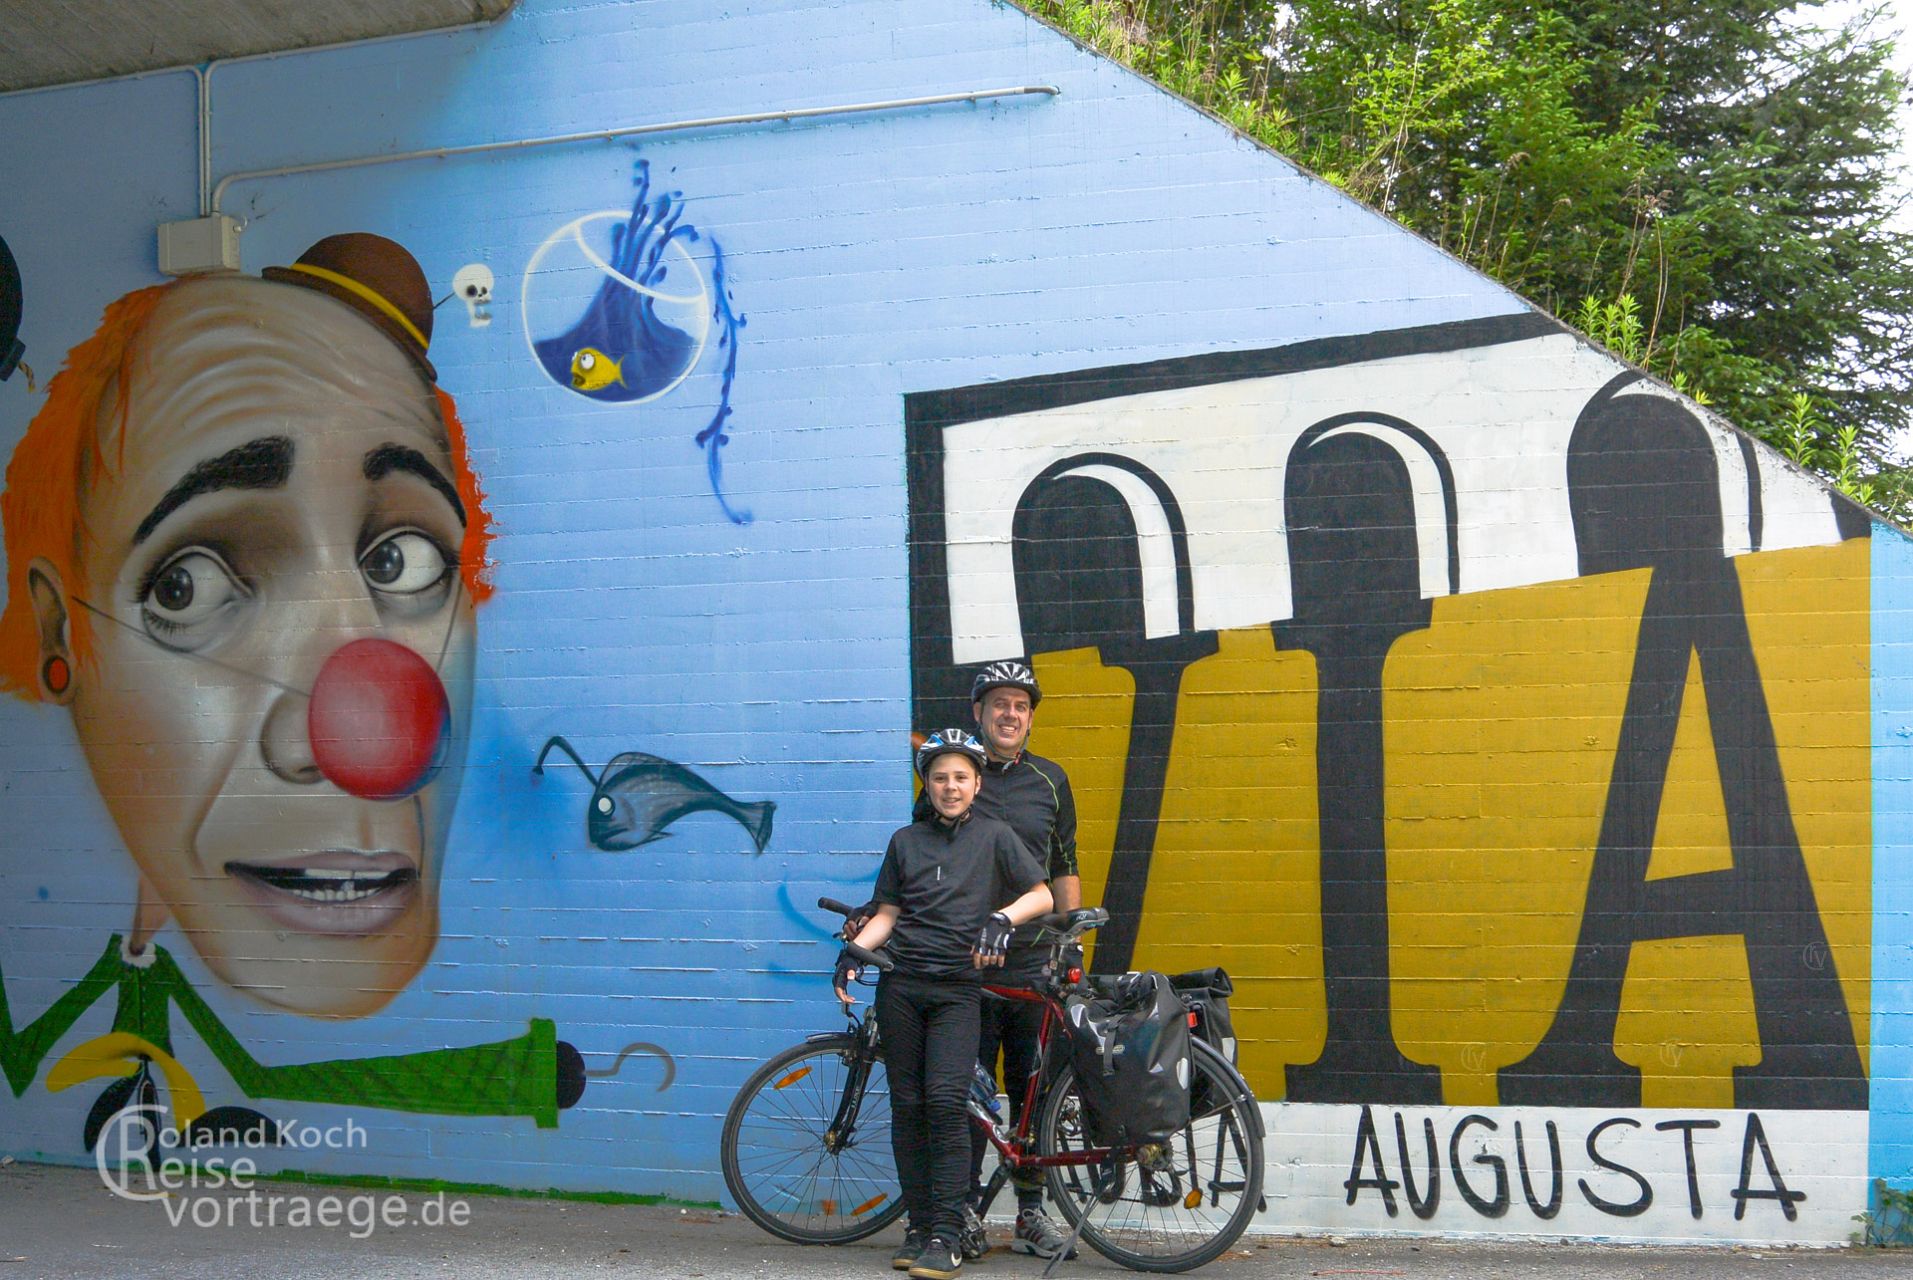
[939, 660, 1082, 1260]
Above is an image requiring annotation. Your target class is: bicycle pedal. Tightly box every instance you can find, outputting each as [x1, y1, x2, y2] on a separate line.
[959, 1206, 989, 1261]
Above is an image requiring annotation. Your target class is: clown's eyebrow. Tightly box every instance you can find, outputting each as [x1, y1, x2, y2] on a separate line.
[363, 443, 465, 524]
[134, 436, 294, 545]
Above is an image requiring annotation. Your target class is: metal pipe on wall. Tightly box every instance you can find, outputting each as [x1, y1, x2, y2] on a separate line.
[207, 86, 1061, 217]
[197, 15, 512, 219]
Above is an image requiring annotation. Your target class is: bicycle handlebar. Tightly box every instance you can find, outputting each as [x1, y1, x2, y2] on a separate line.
[819, 897, 893, 972]
[1031, 907, 1109, 941]
[843, 940, 893, 972]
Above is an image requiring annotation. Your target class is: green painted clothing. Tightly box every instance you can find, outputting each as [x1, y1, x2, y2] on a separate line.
[0, 935, 559, 1127]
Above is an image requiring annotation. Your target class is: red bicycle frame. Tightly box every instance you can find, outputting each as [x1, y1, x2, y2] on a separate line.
[971, 981, 1115, 1171]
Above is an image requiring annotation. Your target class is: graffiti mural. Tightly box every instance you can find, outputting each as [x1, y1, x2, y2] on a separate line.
[522, 158, 746, 523]
[533, 735, 776, 853]
[908, 316, 1871, 1136]
[1263, 1101, 1864, 1239]
[1497, 383, 1863, 1111]
[4, 0, 1910, 1241]
[0, 233, 589, 1147]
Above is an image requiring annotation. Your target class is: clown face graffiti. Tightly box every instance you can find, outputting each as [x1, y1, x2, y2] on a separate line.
[20, 275, 476, 1018]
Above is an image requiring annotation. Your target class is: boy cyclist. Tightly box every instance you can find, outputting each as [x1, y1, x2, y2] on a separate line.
[836, 730, 1054, 1279]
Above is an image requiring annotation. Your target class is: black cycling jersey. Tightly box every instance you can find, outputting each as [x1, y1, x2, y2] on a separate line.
[912, 749, 1078, 950]
[873, 811, 1046, 979]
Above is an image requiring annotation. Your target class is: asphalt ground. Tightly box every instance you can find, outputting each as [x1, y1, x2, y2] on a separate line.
[0, 1160, 1907, 1279]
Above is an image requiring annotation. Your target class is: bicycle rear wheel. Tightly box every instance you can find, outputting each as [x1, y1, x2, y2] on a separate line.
[1038, 1038, 1264, 1272]
[720, 1034, 906, 1244]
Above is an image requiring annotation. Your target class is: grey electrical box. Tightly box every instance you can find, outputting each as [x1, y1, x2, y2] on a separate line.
[157, 215, 242, 276]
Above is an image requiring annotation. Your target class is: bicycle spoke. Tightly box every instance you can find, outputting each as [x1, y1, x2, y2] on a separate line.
[1040, 1041, 1263, 1271]
[723, 1037, 905, 1245]
[733, 1143, 830, 1179]
[736, 1122, 891, 1185]
[753, 1147, 887, 1223]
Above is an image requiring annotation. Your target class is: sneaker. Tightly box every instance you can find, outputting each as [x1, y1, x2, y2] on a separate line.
[1010, 1208, 1078, 1261]
[957, 1203, 988, 1261]
[907, 1237, 963, 1279]
[891, 1227, 930, 1271]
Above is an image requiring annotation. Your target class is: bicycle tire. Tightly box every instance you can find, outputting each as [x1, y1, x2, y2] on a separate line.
[720, 1034, 907, 1244]
[1037, 1037, 1264, 1273]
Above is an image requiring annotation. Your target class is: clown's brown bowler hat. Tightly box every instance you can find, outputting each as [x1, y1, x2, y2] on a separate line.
[262, 232, 437, 382]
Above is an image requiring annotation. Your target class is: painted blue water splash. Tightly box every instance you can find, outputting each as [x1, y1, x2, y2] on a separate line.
[697, 244, 748, 525]
[764, 880, 859, 980]
[532, 159, 748, 524]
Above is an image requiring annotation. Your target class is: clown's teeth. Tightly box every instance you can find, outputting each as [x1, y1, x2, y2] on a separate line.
[286, 880, 386, 903]
[225, 861, 417, 902]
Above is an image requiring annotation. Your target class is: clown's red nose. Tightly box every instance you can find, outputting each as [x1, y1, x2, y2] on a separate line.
[307, 638, 449, 800]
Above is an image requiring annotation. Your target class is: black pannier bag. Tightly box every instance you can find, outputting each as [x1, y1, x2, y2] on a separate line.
[1063, 971, 1191, 1147]
[1167, 967, 1236, 1113]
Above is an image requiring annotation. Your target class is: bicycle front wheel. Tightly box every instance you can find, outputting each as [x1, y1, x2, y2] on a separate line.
[720, 1034, 906, 1244]
[1038, 1038, 1265, 1272]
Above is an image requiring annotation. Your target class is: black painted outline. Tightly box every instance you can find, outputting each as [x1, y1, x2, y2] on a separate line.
[1027, 452, 1199, 635]
[1738, 437, 1765, 554]
[912, 312, 1561, 433]
[1290, 413, 1461, 598]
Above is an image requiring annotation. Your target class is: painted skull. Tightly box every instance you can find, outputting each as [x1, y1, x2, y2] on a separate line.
[452, 263, 493, 328]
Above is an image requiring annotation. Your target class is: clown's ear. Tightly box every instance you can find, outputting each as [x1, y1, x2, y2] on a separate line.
[26, 558, 74, 706]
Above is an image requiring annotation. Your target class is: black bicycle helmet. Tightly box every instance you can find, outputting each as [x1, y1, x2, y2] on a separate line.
[915, 727, 988, 780]
[970, 659, 1041, 707]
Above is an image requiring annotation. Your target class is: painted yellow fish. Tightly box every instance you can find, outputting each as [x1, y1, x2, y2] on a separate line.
[570, 347, 626, 392]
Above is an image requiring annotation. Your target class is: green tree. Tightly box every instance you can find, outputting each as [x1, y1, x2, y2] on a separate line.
[1015, 0, 1913, 521]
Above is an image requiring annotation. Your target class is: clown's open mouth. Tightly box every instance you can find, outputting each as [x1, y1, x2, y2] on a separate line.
[221, 850, 423, 937]
[225, 861, 418, 903]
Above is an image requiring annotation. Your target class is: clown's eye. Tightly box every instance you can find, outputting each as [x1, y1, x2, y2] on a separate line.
[141, 549, 245, 646]
[361, 530, 449, 596]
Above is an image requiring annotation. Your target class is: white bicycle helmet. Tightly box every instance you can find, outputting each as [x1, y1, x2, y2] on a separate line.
[970, 659, 1041, 707]
[915, 727, 988, 780]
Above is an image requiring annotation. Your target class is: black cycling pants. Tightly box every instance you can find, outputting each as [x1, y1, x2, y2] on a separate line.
[878, 971, 982, 1242]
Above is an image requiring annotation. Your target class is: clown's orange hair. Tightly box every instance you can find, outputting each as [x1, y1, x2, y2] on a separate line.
[0, 282, 495, 701]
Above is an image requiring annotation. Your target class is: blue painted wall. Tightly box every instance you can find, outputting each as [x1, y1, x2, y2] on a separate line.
[1874, 526, 1913, 1203]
